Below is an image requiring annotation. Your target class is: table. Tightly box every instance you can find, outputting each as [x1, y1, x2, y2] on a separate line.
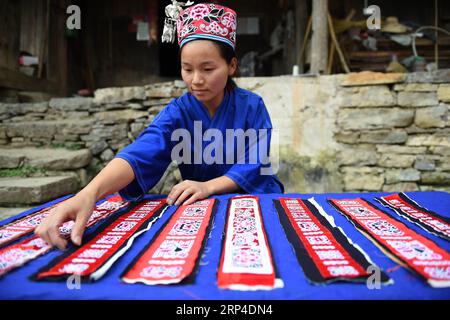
[1, 191, 449, 300]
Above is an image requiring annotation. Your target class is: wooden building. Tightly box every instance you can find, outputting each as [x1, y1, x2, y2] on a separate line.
[0, 0, 449, 99]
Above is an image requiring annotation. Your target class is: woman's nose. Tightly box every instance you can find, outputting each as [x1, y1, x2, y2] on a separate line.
[192, 72, 204, 85]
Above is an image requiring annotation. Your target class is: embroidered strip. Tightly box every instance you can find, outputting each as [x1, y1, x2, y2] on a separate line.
[0, 195, 129, 277]
[33, 199, 166, 281]
[376, 193, 450, 241]
[122, 199, 217, 285]
[328, 198, 450, 288]
[274, 197, 390, 284]
[218, 196, 281, 290]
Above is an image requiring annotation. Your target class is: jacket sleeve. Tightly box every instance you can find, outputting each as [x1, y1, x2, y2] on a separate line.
[114, 105, 175, 201]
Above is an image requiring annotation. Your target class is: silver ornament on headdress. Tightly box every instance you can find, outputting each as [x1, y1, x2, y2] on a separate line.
[162, 0, 195, 44]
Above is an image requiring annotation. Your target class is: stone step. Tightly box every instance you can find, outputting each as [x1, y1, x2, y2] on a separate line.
[0, 176, 78, 205]
[0, 147, 92, 170]
[0, 207, 33, 221]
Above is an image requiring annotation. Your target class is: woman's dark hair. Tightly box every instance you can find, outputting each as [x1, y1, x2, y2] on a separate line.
[179, 40, 239, 92]
[211, 41, 238, 92]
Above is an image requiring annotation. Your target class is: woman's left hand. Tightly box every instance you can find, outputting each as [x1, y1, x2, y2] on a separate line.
[166, 180, 212, 206]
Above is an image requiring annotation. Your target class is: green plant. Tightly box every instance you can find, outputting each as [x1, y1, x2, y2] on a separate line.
[0, 165, 47, 178]
[50, 142, 66, 149]
[66, 143, 84, 150]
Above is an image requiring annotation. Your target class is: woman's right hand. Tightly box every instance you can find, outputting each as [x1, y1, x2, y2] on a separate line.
[35, 191, 97, 250]
[35, 158, 136, 250]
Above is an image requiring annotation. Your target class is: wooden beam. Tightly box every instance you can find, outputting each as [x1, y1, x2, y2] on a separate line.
[0, 67, 59, 93]
[0, 0, 20, 71]
[327, 9, 355, 74]
[310, 0, 328, 74]
[327, 13, 350, 73]
[298, 16, 312, 71]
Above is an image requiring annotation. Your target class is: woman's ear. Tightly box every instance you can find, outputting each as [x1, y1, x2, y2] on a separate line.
[228, 57, 238, 76]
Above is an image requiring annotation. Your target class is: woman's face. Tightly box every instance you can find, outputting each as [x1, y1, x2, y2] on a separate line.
[181, 40, 237, 111]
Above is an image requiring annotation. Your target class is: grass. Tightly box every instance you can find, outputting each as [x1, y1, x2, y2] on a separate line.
[50, 142, 85, 150]
[0, 165, 47, 178]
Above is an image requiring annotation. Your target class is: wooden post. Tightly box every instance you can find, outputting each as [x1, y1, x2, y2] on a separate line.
[310, 0, 328, 74]
[38, 0, 50, 79]
[295, 0, 309, 73]
[435, 0, 439, 69]
[48, 0, 69, 95]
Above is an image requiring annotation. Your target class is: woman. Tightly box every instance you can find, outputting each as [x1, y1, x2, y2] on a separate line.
[36, 3, 284, 250]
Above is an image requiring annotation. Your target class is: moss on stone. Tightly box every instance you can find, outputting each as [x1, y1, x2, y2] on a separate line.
[278, 146, 343, 193]
[0, 165, 47, 178]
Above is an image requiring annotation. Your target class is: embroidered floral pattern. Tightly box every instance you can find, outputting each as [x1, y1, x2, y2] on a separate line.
[218, 196, 278, 290]
[176, 4, 237, 48]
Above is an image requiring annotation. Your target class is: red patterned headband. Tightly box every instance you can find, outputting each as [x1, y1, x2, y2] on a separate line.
[161, 2, 237, 50]
[177, 3, 237, 49]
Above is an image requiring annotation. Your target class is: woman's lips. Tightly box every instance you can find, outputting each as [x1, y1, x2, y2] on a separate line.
[192, 89, 208, 96]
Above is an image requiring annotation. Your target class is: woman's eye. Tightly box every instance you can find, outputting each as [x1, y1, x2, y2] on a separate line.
[204, 69, 214, 72]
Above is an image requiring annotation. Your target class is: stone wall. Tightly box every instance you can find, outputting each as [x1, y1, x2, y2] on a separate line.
[236, 71, 449, 193]
[335, 73, 449, 193]
[0, 81, 187, 195]
[1, 71, 449, 195]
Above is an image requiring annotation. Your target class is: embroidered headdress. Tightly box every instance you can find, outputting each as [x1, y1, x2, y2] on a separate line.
[162, 2, 237, 50]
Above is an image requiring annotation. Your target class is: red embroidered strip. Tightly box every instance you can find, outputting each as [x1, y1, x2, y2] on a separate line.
[121, 199, 216, 285]
[376, 193, 450, 241]
[275, 198, 388, 284]
[329, 198, 450, 288]
[0, 197, 70, 247]
[0, 195, 129, 277]
[34, 199, 166, 281]
[218, 196, 279, 290]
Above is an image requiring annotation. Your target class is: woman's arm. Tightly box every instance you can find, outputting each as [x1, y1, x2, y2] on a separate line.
[167, 176, 241, 206]
[35, 158, 135, 249]
[81, 158, 135, 201]
[205, 175, 242, 195]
